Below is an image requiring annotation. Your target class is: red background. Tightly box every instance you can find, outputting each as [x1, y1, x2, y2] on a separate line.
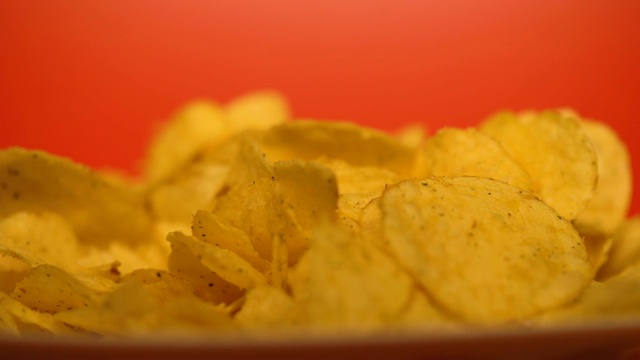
[1, 1, 639, 213]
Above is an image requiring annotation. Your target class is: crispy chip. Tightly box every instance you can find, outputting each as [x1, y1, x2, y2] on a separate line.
[235, 286, 294, 330]
[145, 101, 228, 183]
[319, 159, 400, 196]
[168, 232, 267, 290]
[414, 127, 533, 191]
[167, 234, 244, 305]
[480, 111, 597, 220]
[289, 222, 414, 330]
[12, 264, 104, 314]
[2, 96, 637, 338]
[573, 119, 633, 237]
[225, 91, 290, 133]
[0, 148, 153, 245]
[0, 211, 80, 271]
[55, 280, 235, 337]
[0, 293, 72, 336]
[536, 264, 640, 324]
[598, 216, 640, 280]
[258, 120, 416, 177]
[381, 177, 592, 323]
[192, 210, 264, 270]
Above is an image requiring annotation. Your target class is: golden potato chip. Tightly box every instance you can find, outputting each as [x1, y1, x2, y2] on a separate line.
[79, 240, 167, 275]
[0, 293, 72, 336]
[289, 222, 414, 330]
[55, 280, 235, 337]
[121, 269, 194, 301]
[573, 119, 633, 237]
[272, 160, 339, 258]
[380, 177, 592, 323]
[598, 216, 640, 280]
[192, 210, 264, 270]
[12, 264, 103, 314]
[394, 123, 428, 149]
[414, 127, 533, 191]
[234, 286, 294, 330]
[582, 235, 613, 274]
[167, 233, 245, 304]
[148, 162, 228, 225]
[145, 101, 228, 183]
[480, 111, 597, 220]
[536, 263, 640, 324]
[319, 159, 400, 195]
[0, 148, 153, 245]
[0, 211, 80, 271]
[225, 91, 290, 133]
[337, 193, 378, 223]
[168, 232, 267, 290]
[258, 120, 416, 177]
[211, 142, 338, 263]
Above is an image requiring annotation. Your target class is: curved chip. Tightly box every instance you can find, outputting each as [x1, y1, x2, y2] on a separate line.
[258, 120, 416, 177]
[597, 216, 640, 280]
[0, 211, 80, 271]
[414, 127, 532, 191]
[480, 111, 597, 220]
[289, 222, 414, 329]
[380, 177, 592, 323]
[145, 101, 228, 183]
[225, 91, 290, 133]
[0, 148, 154, 245]
[573, 119, 633, 237]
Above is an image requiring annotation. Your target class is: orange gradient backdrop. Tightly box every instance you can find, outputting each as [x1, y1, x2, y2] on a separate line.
[1, 0, 639, 212]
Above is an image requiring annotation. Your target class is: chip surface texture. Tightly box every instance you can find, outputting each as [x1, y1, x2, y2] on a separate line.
[380, 177, 592, 323]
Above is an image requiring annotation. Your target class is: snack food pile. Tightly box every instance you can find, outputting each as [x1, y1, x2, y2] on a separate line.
[0, 92, 637, 338]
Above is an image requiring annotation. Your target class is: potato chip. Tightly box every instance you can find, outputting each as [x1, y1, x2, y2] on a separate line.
[272, 160, 339, 258]
[573, 119, 633, 237]
[289, 222, 414, 330]
[148, 162, 228, 225]
[0, 148, 153, 245]
[0, 293, 72, 336]
[480, 111, 597, 220]
[168, 232, 267, 290]
[192, 210, 264, 268]
[394, 123, 428, 149]
[3, 95, 638, 339]
[0, 211, 80, 271]
[12, 264, 103, 314]
[258, 120, 416, 177]
[414, 127, 533, 191]
[234, 286, 294, 330]
[380, 177, 592, 323]
[79, 240, 168, 275]
[597, 216, 640, 280]
[167, 233, 244, 305]
[225, 91, 290, 133]
[55, 280, 235, 337]
[582, 235, 613, 274]
[535, 263, 640, 324]
[337, 193, 378, 223]
[144, 101, 228, 183]
[319, 159, 400, 195]
[211, 141, 338, 263]
[121, 269, 194, 301]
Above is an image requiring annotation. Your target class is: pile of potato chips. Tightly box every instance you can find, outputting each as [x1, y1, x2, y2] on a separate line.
[1, 92, 638, 339]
